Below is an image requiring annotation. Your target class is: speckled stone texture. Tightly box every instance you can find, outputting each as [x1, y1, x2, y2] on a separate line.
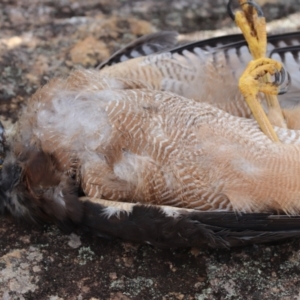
[1, 1, 300, 299]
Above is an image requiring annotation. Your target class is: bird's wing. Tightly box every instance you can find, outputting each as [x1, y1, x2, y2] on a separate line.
[100, 31, 300, 121]
[99, 30, 300, 71]
[81, 197, 300, 248]
[98, 31, 247, 69]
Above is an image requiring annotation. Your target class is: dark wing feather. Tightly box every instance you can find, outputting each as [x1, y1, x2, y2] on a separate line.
[270, 44, 300, 60]
[169, 33, 245, 53]
[80, 199, 300, 248]
[99, 30, 300, 70]
[98, 32, 246, 70]
[176, 30, 300, 55]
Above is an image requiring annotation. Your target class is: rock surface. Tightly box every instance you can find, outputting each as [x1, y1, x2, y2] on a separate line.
[1, 1, 300, 299]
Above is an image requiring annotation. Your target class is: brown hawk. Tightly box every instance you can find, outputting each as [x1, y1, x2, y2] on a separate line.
[1, 0, 300, 248]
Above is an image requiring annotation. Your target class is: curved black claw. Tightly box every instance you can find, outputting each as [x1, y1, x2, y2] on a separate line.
[227, 0, 264, 21]
[272, 66, 290, 95]
[274, 67, 286, 86]
[278, 71, 291, 95]
[227, 0, 235, 20]
[241, 1, 264, 17]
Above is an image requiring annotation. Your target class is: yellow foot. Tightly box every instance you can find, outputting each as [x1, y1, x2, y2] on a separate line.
[239, 57, 287, 142]
[228, 0, 287, 134]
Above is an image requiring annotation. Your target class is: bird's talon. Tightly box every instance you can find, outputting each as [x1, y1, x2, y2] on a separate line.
[268, 65, 290, 94]
[277, 66, 289, 86]
[240, 1, 264, 18]
[238, 58, 287, 141]
[240, 58, 287, 93]
[274, 70, 281, 86]
[273, 65, 287, 85]
[227, 0, 264, 21]
[278, 71, 291, 95]
[245, 58, 282, 81]
[227, 0, 236, 20]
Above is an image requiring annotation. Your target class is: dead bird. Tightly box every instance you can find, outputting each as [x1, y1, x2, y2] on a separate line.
[2, 0, 300, 248]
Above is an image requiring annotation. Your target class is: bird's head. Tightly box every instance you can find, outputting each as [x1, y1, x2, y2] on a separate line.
[0, 122, 82, 228]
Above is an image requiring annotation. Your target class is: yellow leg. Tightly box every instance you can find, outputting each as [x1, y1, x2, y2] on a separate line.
[239, 58, 284, 142]
[229, 0, 287, 139]
[235, 0, 267, 59]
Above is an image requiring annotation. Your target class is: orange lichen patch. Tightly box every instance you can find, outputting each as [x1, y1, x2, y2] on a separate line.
[76, 16, 154, 40]
[69, 36, 110, 67]
[128, 19, 155, 36]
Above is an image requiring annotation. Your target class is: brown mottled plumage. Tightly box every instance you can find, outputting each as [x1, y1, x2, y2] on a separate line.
[1, 65, 300, 248]
[10, 68, 300, 213]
